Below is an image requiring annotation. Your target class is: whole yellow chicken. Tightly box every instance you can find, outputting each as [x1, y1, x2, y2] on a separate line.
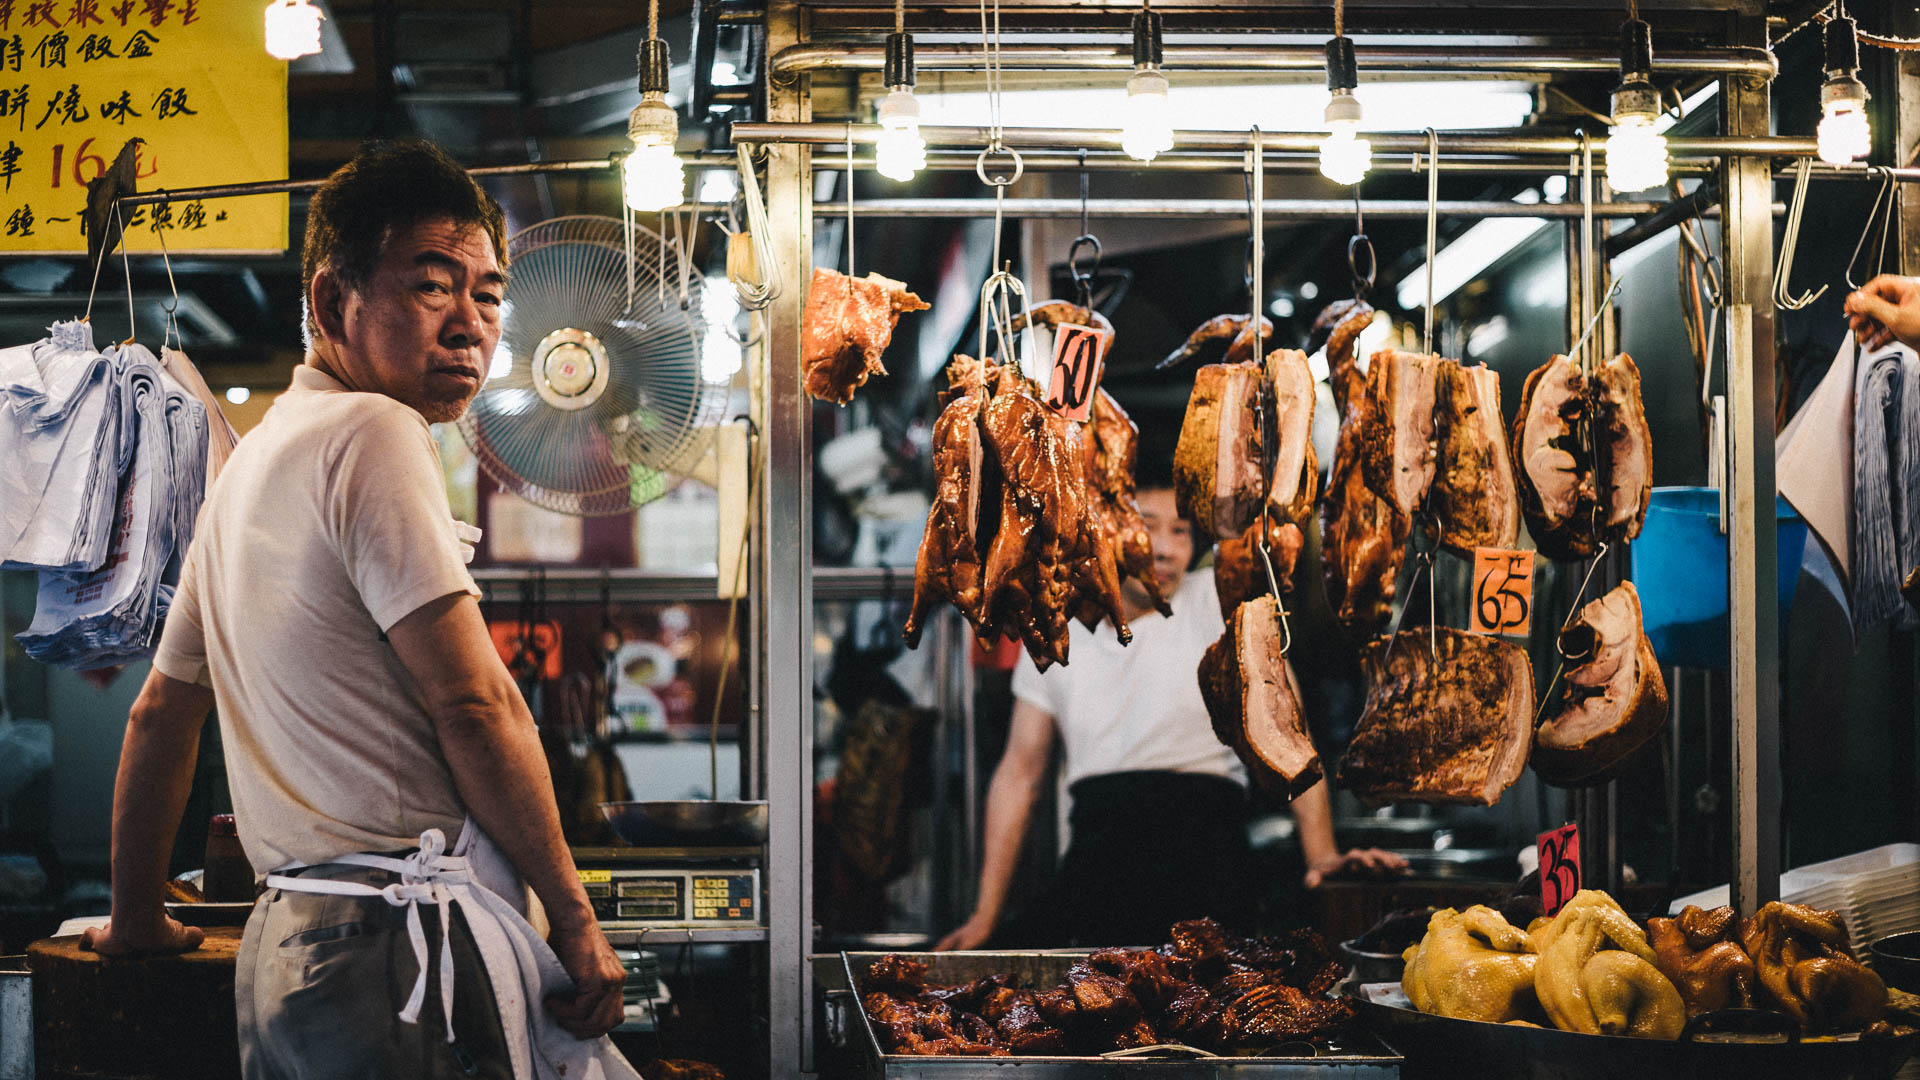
[1530, 890, 1685, 1039]
[1401, 906, 1543, 1024]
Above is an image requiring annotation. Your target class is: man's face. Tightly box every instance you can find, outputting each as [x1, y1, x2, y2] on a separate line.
[314, 218, 504, 424]
[1134, 487, 1193, 601]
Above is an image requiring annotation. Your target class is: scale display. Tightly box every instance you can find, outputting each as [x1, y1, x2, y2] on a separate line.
[573, 848, 763, 930]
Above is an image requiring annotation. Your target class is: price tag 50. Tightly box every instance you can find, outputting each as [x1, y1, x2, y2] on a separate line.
[1470, 547, 1534, 637]
[1537, 822, 1581, 917]
[1044, 322, 1113, 421]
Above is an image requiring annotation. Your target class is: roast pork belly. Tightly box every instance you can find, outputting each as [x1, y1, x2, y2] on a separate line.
[904, 356, 996, 645]
[802, 269, 930, 404]
[1309, 298, 1375, 419]
[1215, 517, 1304, 619]
[1174, 361, 1265, 542]
[1358, 350, 1441, 518]
[1322, 410, 1411, 638]
[1337, 628, 1534, 807]
[1430, 359, 1521, 553]
[1265, 348, 1320, 525]
[1595, 354, 1653, 541]
[1197, 598, 1323, 798]
[1512, 352, 1653, 559]
[1532, 581, 1668, 785]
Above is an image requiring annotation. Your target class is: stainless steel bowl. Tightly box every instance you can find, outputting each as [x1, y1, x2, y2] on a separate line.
[598, 800, 769, 847]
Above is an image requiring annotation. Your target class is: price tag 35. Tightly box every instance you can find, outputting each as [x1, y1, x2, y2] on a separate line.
[1470, 547, 1534, 637]
[1537, 822, 1581, 918]
[1044, 322, 1113, 421]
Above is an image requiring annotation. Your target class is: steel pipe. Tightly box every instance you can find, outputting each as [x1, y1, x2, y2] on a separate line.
[814, 197, 1682, 219]
[731, 121, 1820, 158]
[771, 42, 1778, 80]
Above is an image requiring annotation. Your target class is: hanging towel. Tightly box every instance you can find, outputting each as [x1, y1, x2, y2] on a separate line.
[1853, 340, 1920, 632]
[0, 321, 126, 573]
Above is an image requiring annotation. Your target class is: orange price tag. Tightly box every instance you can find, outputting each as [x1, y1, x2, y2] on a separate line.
[1044, 322, 1114, 421]
[1537, 822, 1582, 917]
[1470, 547, 1535, 637]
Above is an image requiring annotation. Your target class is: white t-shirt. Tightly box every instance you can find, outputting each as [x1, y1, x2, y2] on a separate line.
[153, 365, 482, 875]
[1011, 567, 1246, 790]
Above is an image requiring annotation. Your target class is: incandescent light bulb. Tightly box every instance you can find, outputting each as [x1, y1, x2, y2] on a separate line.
[1319, 37, 1369, 186]
[875, 89, 927, 183]
[1121, 69, 1173, 162]
[1818, 100, 1871, 166]
[264, 0, 323, 60]
[623, 39, 685, 213]
[1818, 14, 1871, 166]
[1605, 17, 1667, 194]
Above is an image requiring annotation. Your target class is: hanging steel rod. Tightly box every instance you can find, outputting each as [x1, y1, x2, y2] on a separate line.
[812, 197, 1727, 219]
[770, 42, 1778, 79]
[731, 122, 1822, 158]
[821, 150, 1718, 175]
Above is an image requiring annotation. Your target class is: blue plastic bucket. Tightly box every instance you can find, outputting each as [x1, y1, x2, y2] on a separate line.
[1628, 487, 1808, 670]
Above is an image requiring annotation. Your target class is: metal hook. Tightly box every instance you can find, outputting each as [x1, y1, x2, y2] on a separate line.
[1068, 149, 1101, 311]
[1774, 157, 1827, 312]
[1845, 166, 1898, 292]
[1348, 188, 1375, 298]
[1255, 533, 1293, 657]
[1249, 126, 1265, 362]
[1422, 128, 1438, 354]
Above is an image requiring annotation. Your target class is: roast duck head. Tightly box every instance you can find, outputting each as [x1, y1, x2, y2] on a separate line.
[1511, 353, 1653, 561]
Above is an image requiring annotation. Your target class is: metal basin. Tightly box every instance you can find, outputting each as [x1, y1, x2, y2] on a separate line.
[598, 800, 769, 847]
[1872, 932, 1920, 994]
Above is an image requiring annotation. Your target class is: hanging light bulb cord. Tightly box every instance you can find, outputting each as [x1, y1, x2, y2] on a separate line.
[1333, 0, 1342, 41]
[895, 0, 905, 38]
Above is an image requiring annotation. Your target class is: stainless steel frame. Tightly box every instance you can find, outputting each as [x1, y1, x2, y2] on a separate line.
[747, 9, 1799, 1076]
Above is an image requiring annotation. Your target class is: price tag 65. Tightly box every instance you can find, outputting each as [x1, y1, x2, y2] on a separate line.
[1470, 547, 1534, 637]
[1044, 322, 1113, 421]
[1537, 822, 1581, 917]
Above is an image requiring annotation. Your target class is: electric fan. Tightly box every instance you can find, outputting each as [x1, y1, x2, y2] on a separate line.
[459, 215, 731, 516]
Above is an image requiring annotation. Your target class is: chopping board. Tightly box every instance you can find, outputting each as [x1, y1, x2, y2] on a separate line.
[29, 927, 243, 1079]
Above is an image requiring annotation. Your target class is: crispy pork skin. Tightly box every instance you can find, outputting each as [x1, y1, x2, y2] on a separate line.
[1174, 361, 1265, 542]
[1266, 348, 1320, 525]
[1197, 599, 1323, 798]
[1338, 628, 1534, 806]
[1358, 350, 1441, 518]
[802, 269, 929, 404]
[904, 356, 994, 645]
[1431, 359, 1521, 553]
[1533, 581, 1668, 785]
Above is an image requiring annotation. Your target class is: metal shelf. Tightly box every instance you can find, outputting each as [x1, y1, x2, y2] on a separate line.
[603, 926, 770, 946]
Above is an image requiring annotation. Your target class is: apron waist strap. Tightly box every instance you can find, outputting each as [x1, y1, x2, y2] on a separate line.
[263, 827, 470, 1040]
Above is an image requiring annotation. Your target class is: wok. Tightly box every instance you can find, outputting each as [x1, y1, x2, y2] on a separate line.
[1346, 981, 1918, 1080]
[598, 800, 768, 847]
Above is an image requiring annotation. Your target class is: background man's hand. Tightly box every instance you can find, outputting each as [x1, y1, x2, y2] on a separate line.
[1304, 847, 1410, 890]
[1845, 275, 1920, 352]
[543, 918, 628, 1040]
[934, 911, 997, 952]
[81, 911, 204, 957]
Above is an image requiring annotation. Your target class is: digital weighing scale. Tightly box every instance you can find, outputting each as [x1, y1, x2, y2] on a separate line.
[571, 846, 763, 932]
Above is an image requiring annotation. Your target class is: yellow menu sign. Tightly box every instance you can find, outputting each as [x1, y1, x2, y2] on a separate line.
[0, 0, 288, 254]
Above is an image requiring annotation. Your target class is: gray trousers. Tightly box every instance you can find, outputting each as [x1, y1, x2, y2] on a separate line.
[236, 864, 514, 1080]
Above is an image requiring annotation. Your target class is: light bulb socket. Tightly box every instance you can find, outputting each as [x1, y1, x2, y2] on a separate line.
[1619, 17, 1653, 81]
[884, 31, 915, 90]
[1325, 35, 1358, 94]
[638, 37, 671, 95]
[1825, 14, 1861, 77]
[1822, 72, 1869, 110]
[1131, 7, 1163, 68]
[1325, 89, 1361, 126]
[878, 85, 920, 123]
[628, 95, 679, 144]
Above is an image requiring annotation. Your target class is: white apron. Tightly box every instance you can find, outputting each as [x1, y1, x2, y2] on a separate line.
[264, 820, 640, 1080]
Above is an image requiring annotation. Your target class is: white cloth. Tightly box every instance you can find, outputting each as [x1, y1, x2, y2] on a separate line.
[1011, 567, 1245, 789]
[152, 364, 483, 875]
[0, 321, 123, 573]
[265, 819, 639, 1080]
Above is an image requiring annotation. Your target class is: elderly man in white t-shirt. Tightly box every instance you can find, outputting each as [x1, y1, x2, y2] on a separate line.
[938, 486, 1405, 950]
[82, 142, 633, 1080]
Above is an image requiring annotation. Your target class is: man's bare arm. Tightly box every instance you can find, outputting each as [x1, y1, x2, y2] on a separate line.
[385, 591, 626, 1038]
[935, 699, 1056, 950]
[83, 669, 214, 955]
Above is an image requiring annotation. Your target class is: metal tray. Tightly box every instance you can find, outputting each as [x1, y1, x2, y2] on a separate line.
[1346, 981, 1920, 1080]
[841, 951, 1402, 1078]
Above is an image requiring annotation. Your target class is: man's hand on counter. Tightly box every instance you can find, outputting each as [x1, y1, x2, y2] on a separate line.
[934, 911, 997, 952]
[80, 910, 205, 957]
[1303, 847, 1410, 890]
[542, 916, 629, 1040]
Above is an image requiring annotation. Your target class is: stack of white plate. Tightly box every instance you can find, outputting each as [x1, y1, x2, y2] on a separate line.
[1669, 843, 1920, 962]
